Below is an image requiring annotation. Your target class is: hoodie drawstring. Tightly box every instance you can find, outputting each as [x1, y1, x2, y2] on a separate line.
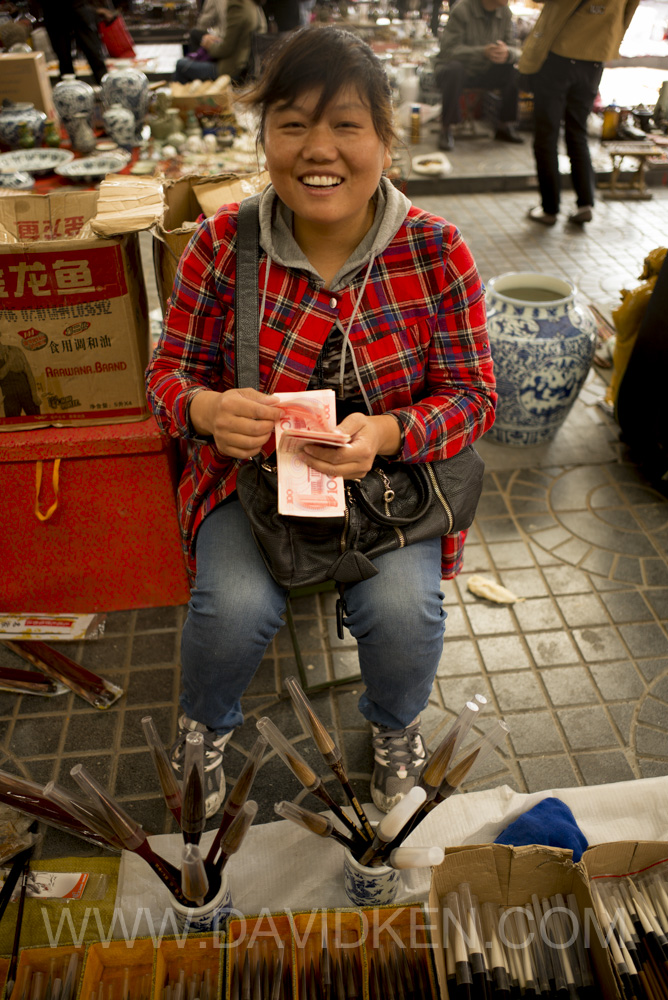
[337, 255, 375, 415]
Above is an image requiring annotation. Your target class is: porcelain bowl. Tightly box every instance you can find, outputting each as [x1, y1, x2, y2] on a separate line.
[0, 148, 75, 177]
[54, 151, 131, 184]
[0, 170, 35, 190]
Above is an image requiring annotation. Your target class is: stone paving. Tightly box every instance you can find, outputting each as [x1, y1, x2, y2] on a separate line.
[1, 183, 667, 860]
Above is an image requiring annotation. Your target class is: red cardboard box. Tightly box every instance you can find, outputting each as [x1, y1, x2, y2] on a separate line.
[0, 416, 190, 612]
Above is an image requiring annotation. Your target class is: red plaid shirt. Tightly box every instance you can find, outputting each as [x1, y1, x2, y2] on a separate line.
[146, 201, 497, 581]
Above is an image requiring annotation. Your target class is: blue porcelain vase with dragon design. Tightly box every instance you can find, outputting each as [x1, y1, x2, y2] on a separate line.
[485, 271, 597, 446]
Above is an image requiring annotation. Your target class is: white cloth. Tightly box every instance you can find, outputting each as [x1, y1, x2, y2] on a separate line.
[115, 777, 668, 939]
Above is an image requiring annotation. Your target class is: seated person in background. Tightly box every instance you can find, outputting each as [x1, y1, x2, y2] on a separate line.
[433, 0, 523, 151]
[174, 0, 266, 83]
[185, 0, 228, 55]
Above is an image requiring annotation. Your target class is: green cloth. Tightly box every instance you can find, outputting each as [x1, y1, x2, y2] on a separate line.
[0, 856, 120, 955]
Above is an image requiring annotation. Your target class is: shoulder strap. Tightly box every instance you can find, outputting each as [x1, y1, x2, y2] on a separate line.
[234, 193, 261, 390]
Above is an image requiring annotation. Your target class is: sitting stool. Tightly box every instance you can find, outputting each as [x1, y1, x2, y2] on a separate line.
[286, 580, 362, 695]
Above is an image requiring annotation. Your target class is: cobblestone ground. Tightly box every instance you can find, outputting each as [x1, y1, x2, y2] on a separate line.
[1, 188, 666, 858]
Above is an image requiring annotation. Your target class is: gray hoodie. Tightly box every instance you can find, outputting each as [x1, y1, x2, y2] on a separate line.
[256, 177, 412, 411]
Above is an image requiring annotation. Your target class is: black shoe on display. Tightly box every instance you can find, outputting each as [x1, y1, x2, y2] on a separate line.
[494, 125, 524, 144]
[438, 127, 454, 152]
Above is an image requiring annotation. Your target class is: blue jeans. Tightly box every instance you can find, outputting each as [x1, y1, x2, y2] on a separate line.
[180, 500, 446, 734]
[174, 57, 220, 83]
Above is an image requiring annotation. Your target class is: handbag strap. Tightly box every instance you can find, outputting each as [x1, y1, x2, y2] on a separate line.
[234, 193, 262, 391]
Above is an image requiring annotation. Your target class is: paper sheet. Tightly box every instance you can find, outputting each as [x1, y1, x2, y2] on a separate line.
[115, 776, 668, 939]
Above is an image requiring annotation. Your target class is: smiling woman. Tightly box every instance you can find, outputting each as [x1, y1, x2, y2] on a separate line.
[145, 26, 497, 821]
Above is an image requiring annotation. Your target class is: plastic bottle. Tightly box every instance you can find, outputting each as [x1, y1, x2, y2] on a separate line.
[410, 104, 420, 144]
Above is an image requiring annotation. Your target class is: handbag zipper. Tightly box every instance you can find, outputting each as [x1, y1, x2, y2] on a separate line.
[425, 464, 454, 533]
[341, 487, 353, 553]
[374, 468, 405, 546]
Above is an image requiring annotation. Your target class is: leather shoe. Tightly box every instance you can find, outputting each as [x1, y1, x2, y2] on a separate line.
[438, 127, 454, 152]
[494, 125, 524, 144]
[528, 205, 557, 226]
[568, 206, 593, 224]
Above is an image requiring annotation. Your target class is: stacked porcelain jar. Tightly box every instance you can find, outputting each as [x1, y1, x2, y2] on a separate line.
[100, 67, 150, 149]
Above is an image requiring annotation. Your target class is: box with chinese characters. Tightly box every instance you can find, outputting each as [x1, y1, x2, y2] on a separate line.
[0, 189, 150, 430]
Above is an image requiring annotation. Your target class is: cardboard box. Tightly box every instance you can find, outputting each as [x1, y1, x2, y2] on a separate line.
[0, 51, 58, 122]
[169, 76, 233, 116]
[151, 170, 269, 313]
[0, 189, 150, 430]
[429, 844, 621, 1000]
[0, 416, 191, 612]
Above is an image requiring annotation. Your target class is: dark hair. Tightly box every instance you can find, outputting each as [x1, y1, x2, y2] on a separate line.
[242, 26, 396, 148]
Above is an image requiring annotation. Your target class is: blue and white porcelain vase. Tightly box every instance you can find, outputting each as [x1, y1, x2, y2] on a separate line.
[101, 67, 149, 139]
[485, 271, 597, 446]
[52, 74, 95, 138]
[103, 103, 136, 150]
[0, 102, 47, 148]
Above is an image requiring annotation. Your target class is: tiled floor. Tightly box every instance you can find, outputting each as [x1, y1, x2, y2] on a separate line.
[2, 172, 667, 860]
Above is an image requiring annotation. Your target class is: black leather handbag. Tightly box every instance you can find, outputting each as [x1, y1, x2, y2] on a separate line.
[233, 196, 485, 598]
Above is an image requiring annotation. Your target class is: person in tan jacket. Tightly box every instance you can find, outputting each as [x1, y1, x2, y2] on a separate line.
[174, 0, 266, 83]
[520, 0, 639, 226]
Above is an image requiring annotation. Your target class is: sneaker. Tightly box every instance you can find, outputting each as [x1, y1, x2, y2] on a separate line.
[528, 205, 557, 226]
[568, 206, 593, 225]
[370, 717, 427, 813]
[170, 714, 233, 819]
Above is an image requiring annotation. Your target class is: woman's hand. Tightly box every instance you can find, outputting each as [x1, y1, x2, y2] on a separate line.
[301, 412, 401, 480]
[189, 387, 283, 459]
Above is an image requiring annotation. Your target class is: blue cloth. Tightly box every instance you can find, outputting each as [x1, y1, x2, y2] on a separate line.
[494, 797, 589, 862]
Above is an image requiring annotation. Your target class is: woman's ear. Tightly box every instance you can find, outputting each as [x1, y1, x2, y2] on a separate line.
[383, 147, 393, 171]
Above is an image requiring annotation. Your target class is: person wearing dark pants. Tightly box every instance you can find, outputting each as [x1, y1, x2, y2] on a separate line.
[530, 53, 602, 224]
[41, 0, 110, 85]
[519, 0, 640, 226]
[433, 0, 523, 151]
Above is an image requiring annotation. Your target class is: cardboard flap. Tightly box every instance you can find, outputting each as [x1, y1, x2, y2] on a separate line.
[0, 191, 97, 244]
[91, 175, 166, 237]
[583, 840, 668, 878]
[192, 170, 269, 218]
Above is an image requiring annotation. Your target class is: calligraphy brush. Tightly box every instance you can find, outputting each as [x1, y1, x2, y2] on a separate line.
[274, 800, 356, 850]
[420, 702, 480, 798]
[271, 947, 284, 1000]
[385, 702, 479, 851]
[358, 786, 427, 866]
[284, 676, 373, 842]
[2, 641, 123, 709]
[70, 764, 189, 904]
[0, 666, 58, 695]
[216, 800, 257, 873]
[321, 926, 332, 1000]
[43, 781, 123, 851]
[457, 883, 488, 1000]
[141, 716, 182, 825]
[446, 891, 473, 999]
[0, 770, 115, 852]
[419, 721, 510, 819]
[181, 842, 208, 906]
[330, 957, 343, 1000]
[4, 824, 38, 999]
[343, 955, 357, 1000]
[206, 735, 267, 866]
[181, 732, 205, 845]
[257, 717, 366, 847]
